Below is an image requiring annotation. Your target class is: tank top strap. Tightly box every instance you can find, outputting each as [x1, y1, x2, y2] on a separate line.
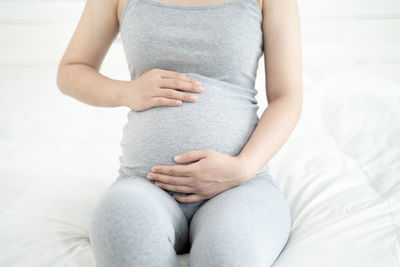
[235, 0, 263, 18]
[121, 0, 263, 26]
[125, 0, 261, 13]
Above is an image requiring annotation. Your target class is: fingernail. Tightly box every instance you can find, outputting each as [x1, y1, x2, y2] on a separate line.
[174, 155, 181, 160]
[195, 80, 201, 85]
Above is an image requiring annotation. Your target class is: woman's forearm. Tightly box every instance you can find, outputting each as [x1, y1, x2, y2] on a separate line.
[56, 63, 128, 108]
[237, 95, 302, 182]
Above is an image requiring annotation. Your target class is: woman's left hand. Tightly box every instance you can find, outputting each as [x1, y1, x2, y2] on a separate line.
[147, 150, 250, 203]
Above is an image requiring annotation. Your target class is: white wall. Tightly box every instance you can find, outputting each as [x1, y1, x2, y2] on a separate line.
[297, 0, 400, 80]
[0, 0, 399, 82]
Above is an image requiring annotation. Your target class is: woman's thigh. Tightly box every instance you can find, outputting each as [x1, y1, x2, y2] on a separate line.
[188, 173, 292, 267]
[89, 176, 189, 267]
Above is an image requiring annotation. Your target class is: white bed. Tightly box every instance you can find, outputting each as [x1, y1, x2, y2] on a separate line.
[0, 0, 399, 266]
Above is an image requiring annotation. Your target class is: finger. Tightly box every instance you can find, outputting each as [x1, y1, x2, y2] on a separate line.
[173, 194, 205, 203]
[155, 88, 198, 103]
[174, 150, 208, 163]
[151, 164, 193, 177]
[148, 172, 193, 186]
[154, 182, 194, 194]
[150, 97, 183, 107]
[159, 77, 204, 94]
[158, 70, 193, 82]
[158, 70, 203, 91]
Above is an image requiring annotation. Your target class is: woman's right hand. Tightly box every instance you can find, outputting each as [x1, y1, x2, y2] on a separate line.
[119, 68, 205, 112]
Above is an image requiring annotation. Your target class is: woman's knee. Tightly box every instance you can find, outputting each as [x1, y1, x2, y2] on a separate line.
[89, 178, 187, 266]
[189, 227, 276, 267]
[91, 178, 180, 234]
[188, 175, 292, 267]
[91, 181, 180, 245]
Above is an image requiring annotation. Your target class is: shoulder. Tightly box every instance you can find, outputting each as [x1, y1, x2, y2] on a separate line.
[258, 0, 263, 11]
[116, 0, 126, 24]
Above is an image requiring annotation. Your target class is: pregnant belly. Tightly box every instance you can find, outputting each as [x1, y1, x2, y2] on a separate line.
[118, 73, 265, 178]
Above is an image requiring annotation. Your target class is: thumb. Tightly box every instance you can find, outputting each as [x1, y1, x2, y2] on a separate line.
[174, 150, 208, 163]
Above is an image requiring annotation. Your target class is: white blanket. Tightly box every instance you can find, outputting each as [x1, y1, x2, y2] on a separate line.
[0, 67, 399, 267]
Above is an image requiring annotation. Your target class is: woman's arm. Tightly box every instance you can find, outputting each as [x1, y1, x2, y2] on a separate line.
[237, 0, 303, 181]
[56, 0, 127, 107]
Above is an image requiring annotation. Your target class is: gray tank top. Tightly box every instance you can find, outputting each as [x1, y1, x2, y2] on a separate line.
[117, 0, 270, 182]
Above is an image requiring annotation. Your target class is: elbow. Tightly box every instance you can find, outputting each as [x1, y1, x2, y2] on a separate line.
[278, 90, 303, 111]
[295, 91, 303, 123]
[279, 91, 303, 122]
[288, 88, 303, 116]
[297, 91, 303, 113]
[56, 64, 68, 95]
[268, 86, 303, 120]
[292, 90, 303, 121]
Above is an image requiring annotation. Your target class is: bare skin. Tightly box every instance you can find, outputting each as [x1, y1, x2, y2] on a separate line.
[57, 0, 302, 203]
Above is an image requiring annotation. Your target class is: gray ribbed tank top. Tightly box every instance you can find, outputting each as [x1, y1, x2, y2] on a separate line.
[117, 0, 270, 184]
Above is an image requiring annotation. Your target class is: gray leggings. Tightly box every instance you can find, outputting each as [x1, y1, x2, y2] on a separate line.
[89, 172, 291, 267]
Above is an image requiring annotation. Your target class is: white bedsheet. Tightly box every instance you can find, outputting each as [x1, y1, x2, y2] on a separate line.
[0, 67, 399, 267]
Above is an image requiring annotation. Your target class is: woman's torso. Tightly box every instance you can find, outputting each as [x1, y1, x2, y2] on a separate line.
[116, 0, 271, 179]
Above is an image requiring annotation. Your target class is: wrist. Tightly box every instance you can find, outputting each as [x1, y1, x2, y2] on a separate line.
[115, 80, 132, 107]
[235, 155, 254, 184]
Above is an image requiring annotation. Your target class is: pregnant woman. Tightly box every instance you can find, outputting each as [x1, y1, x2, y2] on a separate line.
[56, 0, 302, 266]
